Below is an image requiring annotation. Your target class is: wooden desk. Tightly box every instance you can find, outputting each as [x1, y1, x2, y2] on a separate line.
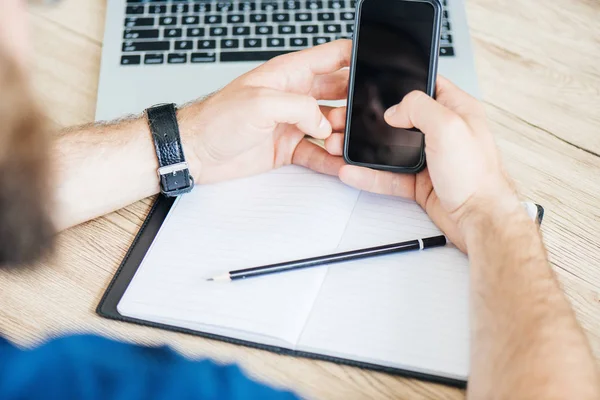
[1, 0, 598, 398]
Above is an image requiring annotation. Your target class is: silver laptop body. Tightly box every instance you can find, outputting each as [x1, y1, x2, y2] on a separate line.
[96, 0, 479, 121]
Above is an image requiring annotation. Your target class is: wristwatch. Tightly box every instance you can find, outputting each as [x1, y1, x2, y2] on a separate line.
[145, 103, 195, 197]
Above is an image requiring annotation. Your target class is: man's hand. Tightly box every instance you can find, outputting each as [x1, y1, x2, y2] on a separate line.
[325, 77, 520, 250]
[178, 40, 351, 184]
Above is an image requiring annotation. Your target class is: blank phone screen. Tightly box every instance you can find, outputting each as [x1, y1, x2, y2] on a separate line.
[346, 0, 435, 169]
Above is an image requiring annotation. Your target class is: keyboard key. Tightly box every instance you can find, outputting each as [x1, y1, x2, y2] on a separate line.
[124, 17, 155, 27]
[238, 1, 256, 11]
[328, 0, 345, 9]
[233, 26, 251, 35]
[194, 3, 212, 12]
[443, 10, 449, 19]
[126, 5, 144, 15]
[168, 53, 188, 64]
[273, 13, 290, 22]
[205, 15, 222, 24]
[187, 27, 205, 37]
[295, 13, 312, 22]
[440, 47, 455, 56]
[175, 40, 193, 50]
[441, 33, 453, 44]
[159, 17, 177, 26]
[250, 14, 267, 23]
[227, 15, 245, 23]
[324, 24, 341, 33]
[182, 16, 200, 24]
[267, 38, 285, 47]
[191, 52, 217, 63]
[306, 1, 323, 10]
[148, 5, 167, 14]
[210, 27, 228, 36]
[121, 55, 141, 65]
[198, 39, 217, 49]
[221, 50, 292, 62]
[301, 25, 318, 34]
[318, 12, 334, 21]
[290, 37, 308, 47]
[313, 36, 330, 45]
[350, 0, 356, 7]
[278, 25, 296, 34]
[171, 4, 189, 13]
[221, 39, 240, 49]
[144, 54, 164, 65]
[124, 29, 159, 39]
[346, 23, 354, 33]
[340, 11, 354, 20]
[284, 0, 301, 9]
[443, 21, 451, 31]
[122, 41, 170, 52]
[164, 28, 183, 38]
[260, 2, 279, 11]
[244, 38, 262, 48]
[256, 26, 273, 35]
[217, 2, 234, 12]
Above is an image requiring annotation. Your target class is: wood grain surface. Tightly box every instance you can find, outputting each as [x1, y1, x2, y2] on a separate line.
[0, 0, 598, 398]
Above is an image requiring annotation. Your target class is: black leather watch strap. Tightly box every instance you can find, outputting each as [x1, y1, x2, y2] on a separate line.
[146, 103, 194, 197]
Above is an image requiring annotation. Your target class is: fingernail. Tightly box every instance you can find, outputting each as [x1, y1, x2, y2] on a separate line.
[384, 105, 397, 118]
[319, 115, 331, 130]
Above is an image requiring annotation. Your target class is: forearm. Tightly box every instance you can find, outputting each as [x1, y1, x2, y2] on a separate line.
[51, 117, 160, 230]
[464, 202, 600, 399]
[51, 106, 204, 231]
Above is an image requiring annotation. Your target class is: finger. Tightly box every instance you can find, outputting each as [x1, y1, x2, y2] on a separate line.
[383, 90, 464, 139]
[324, 133, 344, 156]
[338, 165, 416, 199]
[292, 139, 346, 176]
[309, 69, 349, 100]
[319, 106, 345, 132]
[285, 39, 352, 75]
[321, 106, 347, 132]
[260, 40, 352, 89]
[259, 89, 332, 139]
[435, 75, 486, 120]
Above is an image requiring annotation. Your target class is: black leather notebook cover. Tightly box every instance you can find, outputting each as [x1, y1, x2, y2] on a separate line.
[97, 194, 544, 389]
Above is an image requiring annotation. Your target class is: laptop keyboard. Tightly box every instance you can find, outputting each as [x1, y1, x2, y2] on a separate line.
[121, 0, 455, 66]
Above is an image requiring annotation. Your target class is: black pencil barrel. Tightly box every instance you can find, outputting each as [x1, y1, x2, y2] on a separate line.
[229, 235, 447, 281]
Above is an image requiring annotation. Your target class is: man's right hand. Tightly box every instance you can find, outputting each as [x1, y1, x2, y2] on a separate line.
[326, 77, 521, 251]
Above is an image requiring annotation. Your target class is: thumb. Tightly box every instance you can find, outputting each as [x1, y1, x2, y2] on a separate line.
[383, 90, 462, 140]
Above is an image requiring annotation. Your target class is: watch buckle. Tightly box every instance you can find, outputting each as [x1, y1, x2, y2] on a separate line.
[157, 162, 189, 177]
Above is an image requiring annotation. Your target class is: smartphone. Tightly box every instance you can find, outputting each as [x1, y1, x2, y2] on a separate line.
[343, 0, 442, 173]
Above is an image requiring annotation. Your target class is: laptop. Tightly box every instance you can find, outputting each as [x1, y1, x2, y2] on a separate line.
[96, 0, 479, 121]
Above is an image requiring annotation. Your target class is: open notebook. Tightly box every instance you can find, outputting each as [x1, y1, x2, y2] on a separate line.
[99, 166, 542, 386]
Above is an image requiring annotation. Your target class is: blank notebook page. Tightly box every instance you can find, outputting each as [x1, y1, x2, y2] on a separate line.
[118, 166, 360, 346]
[297, 192, 470, 380]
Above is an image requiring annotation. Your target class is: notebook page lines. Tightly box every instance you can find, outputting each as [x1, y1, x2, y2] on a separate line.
[118, 166, 361, 344]
[297, 191, 471, 379]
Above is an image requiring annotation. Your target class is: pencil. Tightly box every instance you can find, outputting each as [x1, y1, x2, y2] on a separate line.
[206, 235, 447, 282]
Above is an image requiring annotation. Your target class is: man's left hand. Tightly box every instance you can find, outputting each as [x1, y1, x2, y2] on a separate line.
[178, 40, 351, 184]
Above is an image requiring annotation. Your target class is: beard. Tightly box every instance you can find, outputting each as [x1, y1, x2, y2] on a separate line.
[0, 50, 54, 267]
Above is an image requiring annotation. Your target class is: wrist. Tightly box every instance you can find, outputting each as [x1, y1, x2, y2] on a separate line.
[176, 102, 205, 182]
[459, 194, 532, 250]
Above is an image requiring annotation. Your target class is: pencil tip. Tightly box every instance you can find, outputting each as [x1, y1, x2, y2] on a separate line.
[206, 278, 214, 282]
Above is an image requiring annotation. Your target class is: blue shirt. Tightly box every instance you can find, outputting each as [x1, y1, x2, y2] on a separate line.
[0, 334, 299, 400]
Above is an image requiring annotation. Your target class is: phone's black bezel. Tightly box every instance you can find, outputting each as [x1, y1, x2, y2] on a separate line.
[343, 0, 443, 174]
